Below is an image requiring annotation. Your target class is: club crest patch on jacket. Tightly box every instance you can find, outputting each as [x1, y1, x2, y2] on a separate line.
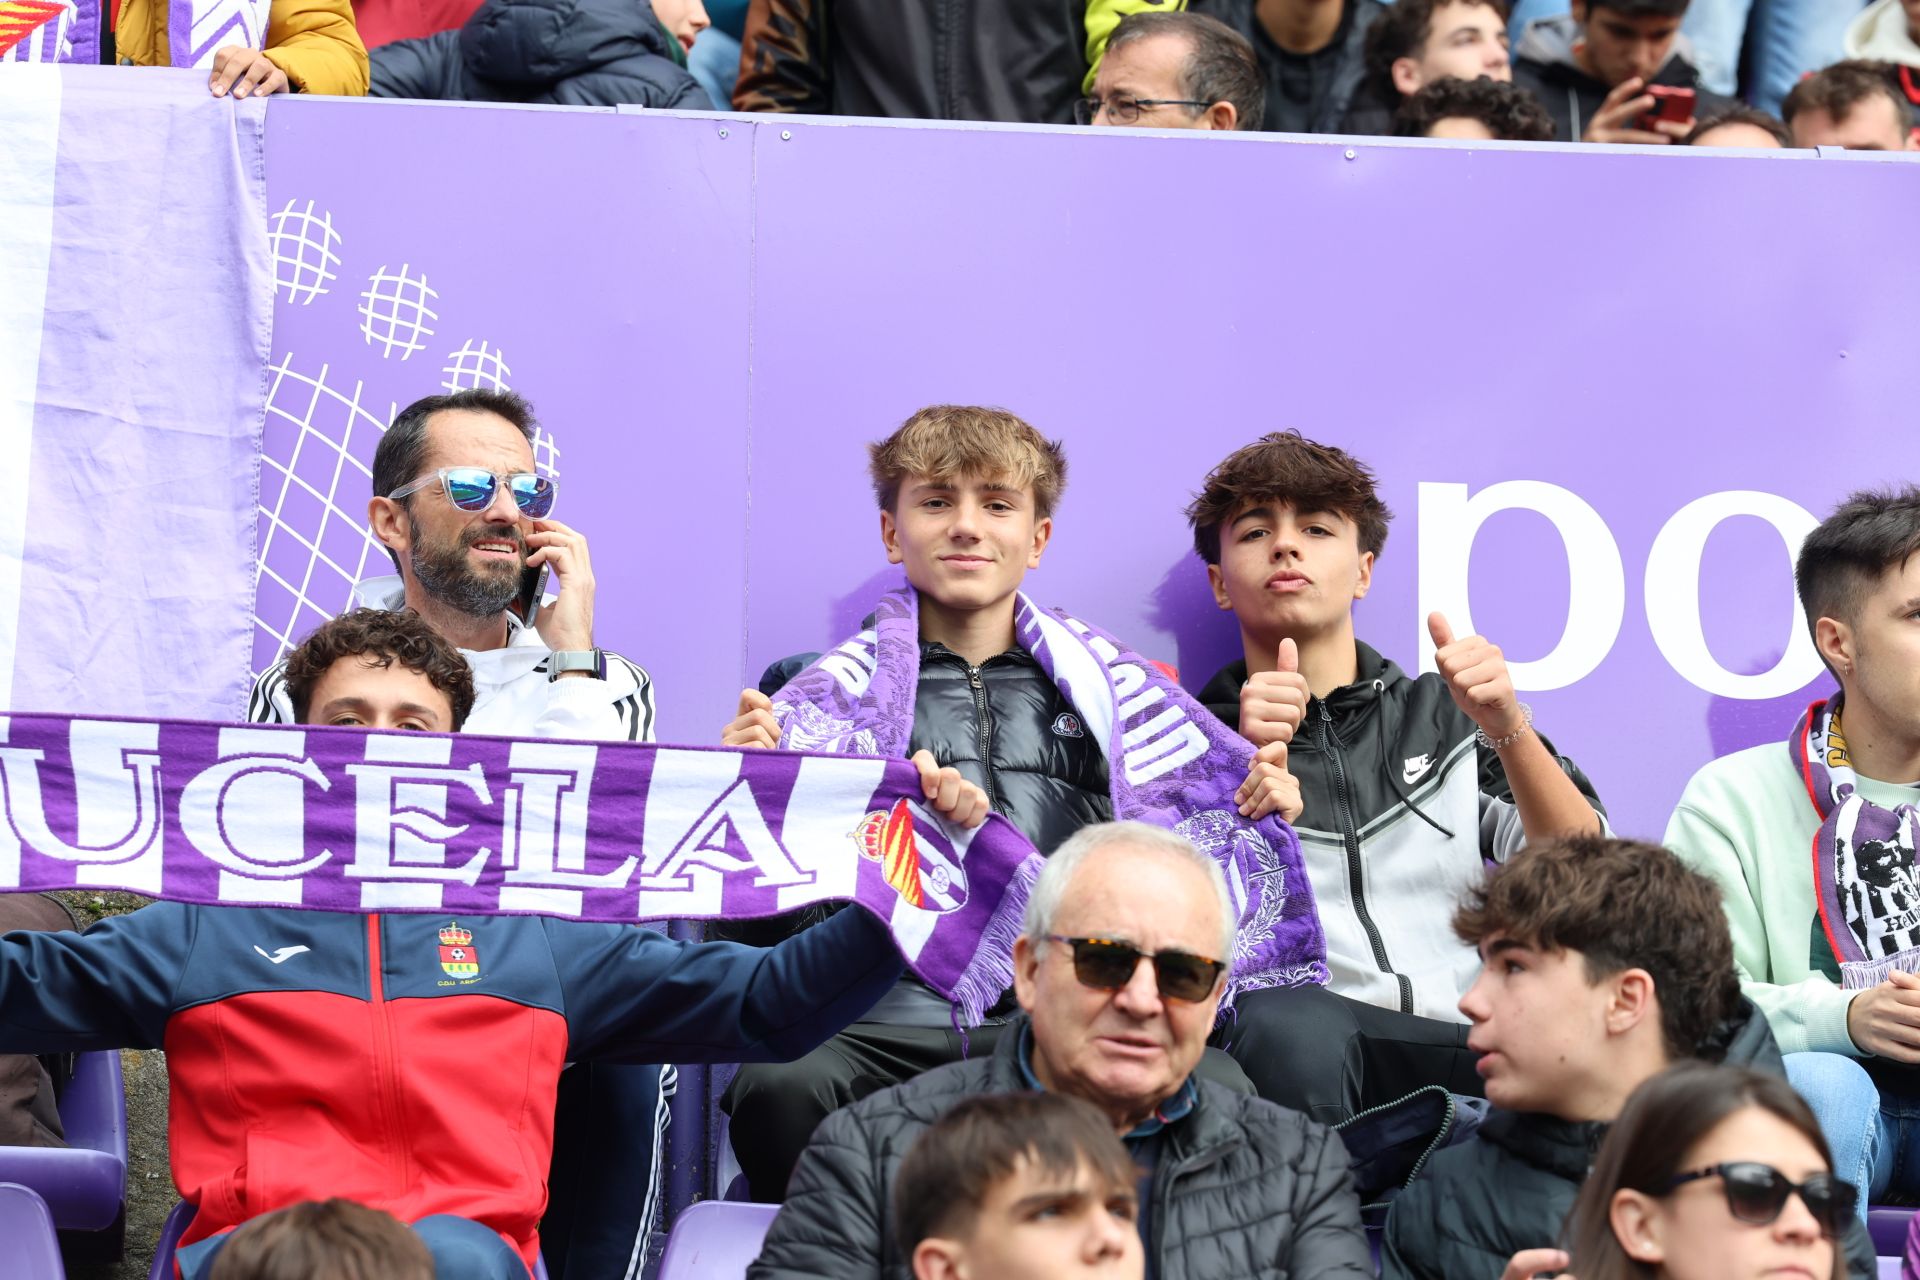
[438, 921, 481, 984]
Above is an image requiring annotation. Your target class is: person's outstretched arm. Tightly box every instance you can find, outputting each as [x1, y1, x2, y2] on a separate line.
[0, 903, 194, 1054]
[552, 905, 903, 1065]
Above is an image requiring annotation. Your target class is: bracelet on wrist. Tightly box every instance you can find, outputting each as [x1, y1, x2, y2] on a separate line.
[1475, 702, 1533, 752]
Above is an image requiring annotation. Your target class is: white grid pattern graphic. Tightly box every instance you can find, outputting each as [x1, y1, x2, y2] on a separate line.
[253, 352, 395, 665]
[532, 425, 562, 480]
[268, 199, 342, 305]
[357, 264, 439, 360]
[440, 339, 512, 393]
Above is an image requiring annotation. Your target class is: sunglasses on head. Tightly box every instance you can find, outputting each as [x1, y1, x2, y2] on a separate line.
[1048, 935, 1226, 1003]
[388, 467, 557, 519]
[1662, 1162, 1856, 1238]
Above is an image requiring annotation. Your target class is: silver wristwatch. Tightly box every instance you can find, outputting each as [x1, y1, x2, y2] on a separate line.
[547, 649, 607, 682]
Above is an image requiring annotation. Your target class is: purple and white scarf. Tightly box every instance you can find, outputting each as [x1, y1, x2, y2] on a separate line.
[1796, 696, 1920, 988]
[0, 710, 1041, 1015]
[1, 0, 266, 66]
[770, 582, 1329, 1009]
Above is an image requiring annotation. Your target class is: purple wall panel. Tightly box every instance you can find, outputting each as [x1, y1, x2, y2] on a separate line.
[256, 99, 1919, 839]
[260, 100, 754, 737]
[742, 121, 1918, 839]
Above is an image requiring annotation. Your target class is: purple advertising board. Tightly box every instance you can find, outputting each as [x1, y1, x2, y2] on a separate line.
[245, 99, 1919, 843]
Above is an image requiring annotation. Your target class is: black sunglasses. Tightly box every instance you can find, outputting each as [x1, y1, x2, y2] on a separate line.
[1662, 1162, 1856, 1238]
[1048, 935, 1225, 1003]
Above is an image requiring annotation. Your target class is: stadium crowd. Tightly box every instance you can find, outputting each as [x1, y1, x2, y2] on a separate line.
[4, 389, 1920, 1280]
[4, 2, 1920, 1279]
[9, 0, 1916, 151]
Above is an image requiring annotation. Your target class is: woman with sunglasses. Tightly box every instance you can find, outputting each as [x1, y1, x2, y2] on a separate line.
[1556, 1062, 1854, 1280]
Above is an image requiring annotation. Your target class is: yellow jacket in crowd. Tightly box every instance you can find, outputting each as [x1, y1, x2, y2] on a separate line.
[116, 0, 369, 95]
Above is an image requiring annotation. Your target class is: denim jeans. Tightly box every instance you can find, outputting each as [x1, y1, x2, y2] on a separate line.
[1784, 1050, 1920, 1221]
[689, 28, 744, 113]
[1682, 0, 1869, 115]
[179, 1213, 532, 1280]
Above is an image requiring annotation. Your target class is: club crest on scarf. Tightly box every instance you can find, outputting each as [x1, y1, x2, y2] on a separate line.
[853, 797, 966, 911]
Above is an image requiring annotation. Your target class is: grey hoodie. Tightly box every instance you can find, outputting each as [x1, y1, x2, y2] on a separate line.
[1511, 13, 1725, 141]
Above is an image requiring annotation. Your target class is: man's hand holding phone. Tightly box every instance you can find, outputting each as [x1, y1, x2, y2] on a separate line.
[526, 519, 597, 654]
[1583, 77, 1693, 145]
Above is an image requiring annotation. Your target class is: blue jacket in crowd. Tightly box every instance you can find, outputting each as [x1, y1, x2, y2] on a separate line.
[369, 0, 715, 108]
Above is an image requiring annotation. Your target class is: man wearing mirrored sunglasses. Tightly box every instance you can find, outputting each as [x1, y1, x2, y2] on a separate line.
[243, 387, 664, 1280]
[1078, 12, 1266, 131]
[750, 820, 1371, 1280]
[249, 387, 654, 740]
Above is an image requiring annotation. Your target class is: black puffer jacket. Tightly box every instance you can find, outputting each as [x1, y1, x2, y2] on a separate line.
[715, 643, 1108, 966]
[734, 0, 1088, 121]
[1379, 999, 1877, 1280]
[1192, 0, 1387, 133]
[748, 1019, 1373, 1280]
[368, 0, 713, 107]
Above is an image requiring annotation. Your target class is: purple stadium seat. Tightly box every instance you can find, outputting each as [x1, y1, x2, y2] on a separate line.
[657, 1201, 779, 1280]
[0, 1181, 68, 1279]
[0, 1051, 128, 1233]
[148, 1201, 551, 1280]
[1872, 1207, 1917, 1258]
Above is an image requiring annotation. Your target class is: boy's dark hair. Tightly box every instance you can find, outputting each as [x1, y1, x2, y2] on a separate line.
[1185, 431, 1393, 565]
[1795, 485, 1920, 677]
[371, 388, 540, 569]
[1782, 58, 1916, 135]
[1108, 11, 1266, 130]
[208, 1199, 433, 1280]
[1683, 104, 1791, 146]
[1583, 0, 1690, 18]
[1453, 837, 1739, 1062]
[892, 1092, 1138, 1252]
[282, 609, 476, 729]
[1394, 76, 1554, 140]
[1363, 0, 1511, 103]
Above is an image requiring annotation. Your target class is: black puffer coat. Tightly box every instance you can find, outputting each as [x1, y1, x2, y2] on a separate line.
[714, 643, 1108, 963]
[369, 0, 713, 108]
[1379, 999, 1877, 1280]
[748, 1019, 1374, 1280]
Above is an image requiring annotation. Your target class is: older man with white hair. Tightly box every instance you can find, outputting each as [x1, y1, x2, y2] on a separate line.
[748, 821, 1370, 1280]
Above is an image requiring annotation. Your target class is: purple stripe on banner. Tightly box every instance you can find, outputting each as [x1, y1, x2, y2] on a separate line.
[11, 68, 267, 720]
[0, 712, 1039, 1019]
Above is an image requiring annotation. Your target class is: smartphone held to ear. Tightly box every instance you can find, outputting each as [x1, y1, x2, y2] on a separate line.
[1641, 85, 1696, 128]
[516, 564, 551, 624]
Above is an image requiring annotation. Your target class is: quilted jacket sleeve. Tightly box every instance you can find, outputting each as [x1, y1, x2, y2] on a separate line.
[263, 0, 370, 95]
[747, 1100, 891, 1280]
[1286, 1118, 1375, 1277]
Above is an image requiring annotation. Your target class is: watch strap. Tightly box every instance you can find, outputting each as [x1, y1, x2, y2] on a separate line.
[547, 649, 607, 682]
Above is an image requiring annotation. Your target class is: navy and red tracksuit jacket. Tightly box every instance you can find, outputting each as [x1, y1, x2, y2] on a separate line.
[0, 903, 901, 1268]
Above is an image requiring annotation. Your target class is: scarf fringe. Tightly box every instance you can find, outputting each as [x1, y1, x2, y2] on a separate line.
[948, 853, 1042, 1026]
[1841, 945, 1920, 991]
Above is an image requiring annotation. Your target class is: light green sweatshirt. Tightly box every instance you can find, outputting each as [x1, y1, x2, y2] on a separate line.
[1666, 742, 1920, 1056]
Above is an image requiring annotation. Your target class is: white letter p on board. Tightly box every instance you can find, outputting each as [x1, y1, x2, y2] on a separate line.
[1418, 481, 1625, 691]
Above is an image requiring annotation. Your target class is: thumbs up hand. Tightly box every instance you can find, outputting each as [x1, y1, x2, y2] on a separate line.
[1428, 613, 1526, 744]
[1238, 637, 1310, 748]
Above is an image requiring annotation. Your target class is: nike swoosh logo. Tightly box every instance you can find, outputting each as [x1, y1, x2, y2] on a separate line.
[253, 945, 311, 965]
[1402, 760, 1433, 786]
